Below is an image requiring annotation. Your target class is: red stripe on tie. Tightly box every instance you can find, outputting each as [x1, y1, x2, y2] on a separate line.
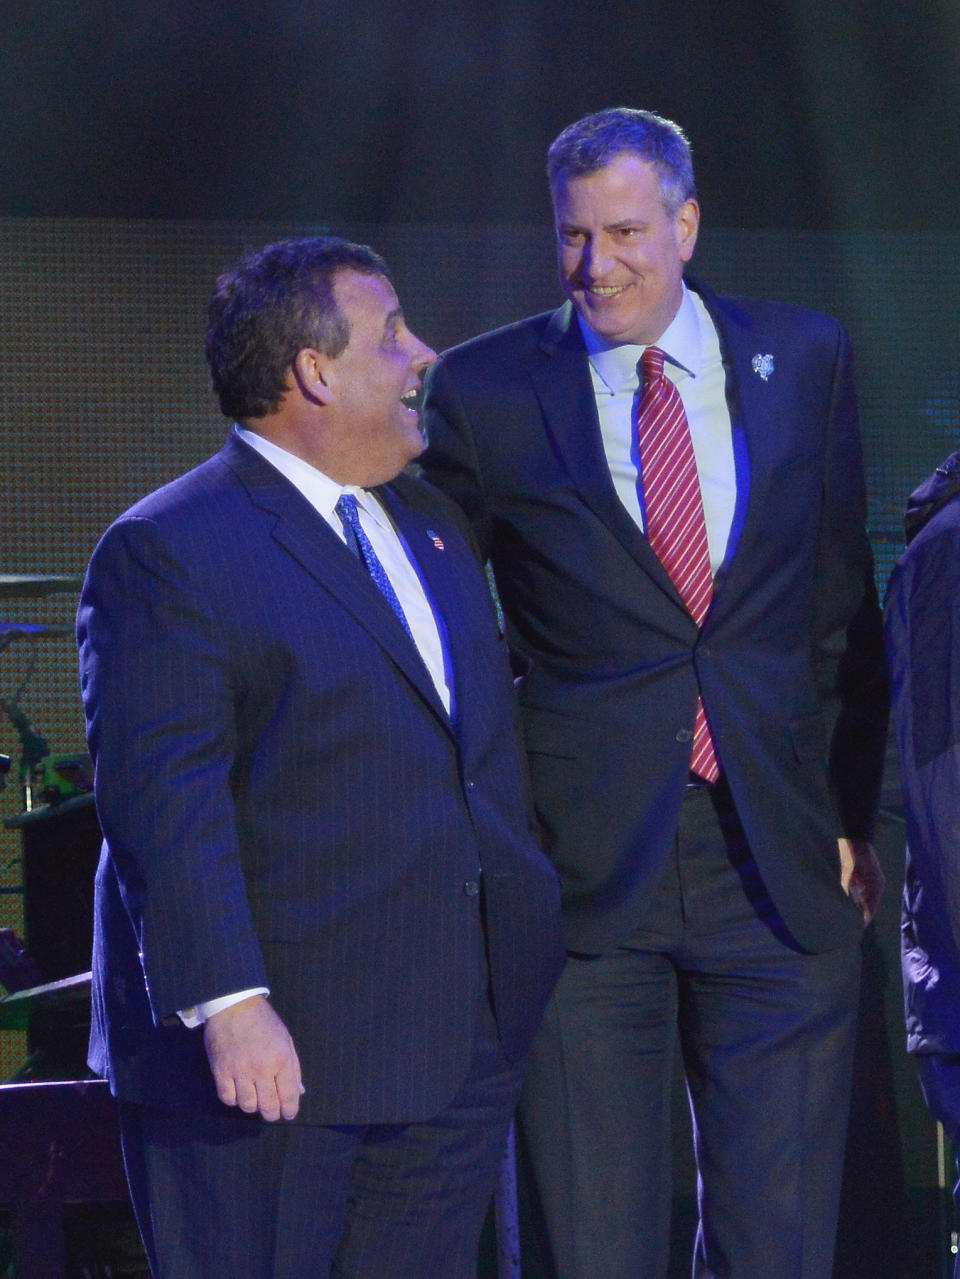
[637, 346, 719, 782]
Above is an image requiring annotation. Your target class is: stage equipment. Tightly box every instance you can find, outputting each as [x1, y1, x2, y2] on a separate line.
[0, 574, 83, 599]
[0, 928, 42, 994]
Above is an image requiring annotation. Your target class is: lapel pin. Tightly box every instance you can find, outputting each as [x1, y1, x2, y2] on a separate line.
[426, 529, 445, 551]
[751, 353, 775, 381]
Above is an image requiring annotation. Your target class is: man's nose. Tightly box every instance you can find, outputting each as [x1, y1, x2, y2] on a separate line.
[408, 332, 437, 372]
[582, 238, 614, 280]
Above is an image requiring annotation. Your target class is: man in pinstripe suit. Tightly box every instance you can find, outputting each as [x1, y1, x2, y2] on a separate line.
[77, 236, 564, 1278]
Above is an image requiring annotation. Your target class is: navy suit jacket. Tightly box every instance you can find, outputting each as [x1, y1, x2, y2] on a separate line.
[421, 283, 889, 955]
[78, 431, 564, 1125]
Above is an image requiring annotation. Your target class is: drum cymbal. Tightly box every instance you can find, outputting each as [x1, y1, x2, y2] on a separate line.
[0, 623, 74, 638]
[0, 574, 83, 599]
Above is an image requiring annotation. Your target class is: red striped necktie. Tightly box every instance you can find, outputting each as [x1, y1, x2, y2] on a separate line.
[637, 345, 720, 783]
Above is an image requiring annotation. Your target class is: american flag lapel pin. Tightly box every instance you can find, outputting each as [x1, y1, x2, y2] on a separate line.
[426, 529, 445, 551]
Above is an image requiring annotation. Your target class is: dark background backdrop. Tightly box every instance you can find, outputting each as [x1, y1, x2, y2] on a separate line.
[1, 0, 958, 230]
[0, 4, 958, 1275]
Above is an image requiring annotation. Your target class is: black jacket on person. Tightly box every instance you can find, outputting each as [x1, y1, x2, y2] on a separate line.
[886, 450, 960, 1053]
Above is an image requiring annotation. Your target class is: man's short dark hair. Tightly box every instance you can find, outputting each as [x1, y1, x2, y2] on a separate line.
[205, 236, 391, 421]
[547, 107, 696, 216]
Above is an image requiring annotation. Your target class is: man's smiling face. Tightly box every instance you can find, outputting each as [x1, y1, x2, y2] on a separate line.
[553, 151, 699, 347]
[322, 270, 436, 486]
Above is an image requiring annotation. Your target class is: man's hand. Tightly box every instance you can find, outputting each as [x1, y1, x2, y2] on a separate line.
[203, 995, 304, 1122]
[837, 837, 886, 926]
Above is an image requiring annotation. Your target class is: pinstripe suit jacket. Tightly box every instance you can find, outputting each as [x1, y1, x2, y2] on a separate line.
[78, 430, 564, 1125]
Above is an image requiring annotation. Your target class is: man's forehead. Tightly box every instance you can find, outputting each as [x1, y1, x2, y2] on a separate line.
[333, 268, 398, 314]
[553, 153, 660, 206]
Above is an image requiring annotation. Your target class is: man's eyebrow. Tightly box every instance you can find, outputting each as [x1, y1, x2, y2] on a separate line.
[383, 306, 404, 331]
[558, 219, 648, 232]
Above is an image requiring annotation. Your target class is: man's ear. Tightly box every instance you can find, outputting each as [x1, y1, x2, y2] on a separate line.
[675, 199, 700, 264]
[292, 347, 335, 405]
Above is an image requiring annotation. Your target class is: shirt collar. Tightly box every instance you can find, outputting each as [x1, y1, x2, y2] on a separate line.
[235, 426, 391, 531]
[577, 283, 701, 394]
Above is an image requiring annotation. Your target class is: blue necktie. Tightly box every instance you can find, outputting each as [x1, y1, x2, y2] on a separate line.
[335, 494, 415, 642]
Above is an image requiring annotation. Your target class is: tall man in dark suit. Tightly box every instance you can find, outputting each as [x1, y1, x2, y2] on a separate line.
[77, 236, 564, 1279]
[421, 109, 890, 1278]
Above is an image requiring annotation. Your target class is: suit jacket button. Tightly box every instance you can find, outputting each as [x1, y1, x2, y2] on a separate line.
[463, 880, 480, 897]
[676, 729, 693, 743]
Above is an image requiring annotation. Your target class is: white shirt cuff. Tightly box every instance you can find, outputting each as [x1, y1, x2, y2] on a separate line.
[177, 987, 270, 1028]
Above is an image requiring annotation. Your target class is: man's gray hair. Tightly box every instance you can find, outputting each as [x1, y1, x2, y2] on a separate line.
[548, 107, 696, 216]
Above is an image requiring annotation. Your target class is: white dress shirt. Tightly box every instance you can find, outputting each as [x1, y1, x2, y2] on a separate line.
[180, 426, 454, 1026]
[236, 427, 452, 714]
[580, 284, 738, 575]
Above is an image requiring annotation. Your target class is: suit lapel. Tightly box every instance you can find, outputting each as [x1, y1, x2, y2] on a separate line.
[377, 482, 487, 736]
[693, 285, 785, 626]
[531, 304, 685, 610]
[221, 435, 452, 732]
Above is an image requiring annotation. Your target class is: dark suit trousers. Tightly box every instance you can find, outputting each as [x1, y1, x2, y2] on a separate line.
[118, 997, 524, 1279]
[518, 779, 862, 1279]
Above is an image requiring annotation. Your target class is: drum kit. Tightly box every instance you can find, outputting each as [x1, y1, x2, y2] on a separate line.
[0, 572, 85, 800]
[0, 573, 81, 662]
[0, 573, 92, 1059]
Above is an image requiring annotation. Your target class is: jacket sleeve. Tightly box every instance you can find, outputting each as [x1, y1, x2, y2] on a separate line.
[77, 514, 268, 1023]
[422, 352, 496, 562]
[811, 323, 890, 839]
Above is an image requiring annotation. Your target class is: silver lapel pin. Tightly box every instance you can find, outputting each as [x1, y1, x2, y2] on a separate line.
[752, 353, 775, 381]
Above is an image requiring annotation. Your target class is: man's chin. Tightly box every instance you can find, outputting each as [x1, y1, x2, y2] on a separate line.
[567, 291, 623, 333]
[410, 422, 427, 454]
[397, 431, 427, 476]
